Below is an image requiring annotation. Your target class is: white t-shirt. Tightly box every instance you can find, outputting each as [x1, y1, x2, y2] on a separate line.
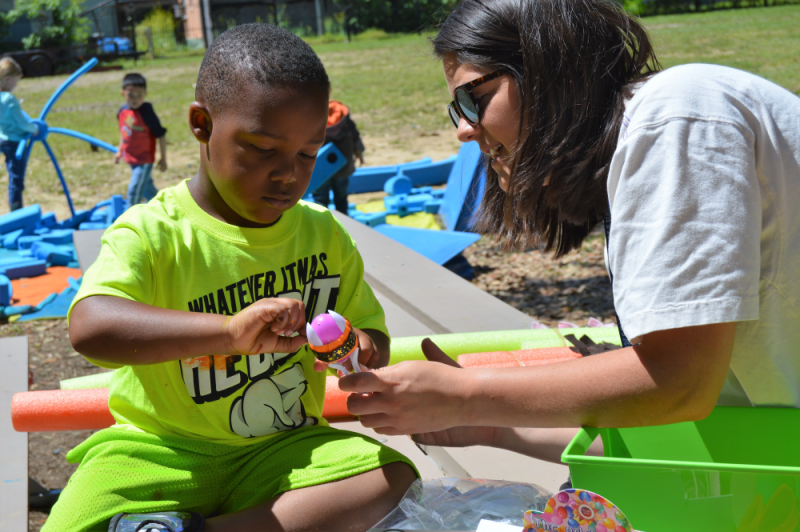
[606, 64, 800, 407]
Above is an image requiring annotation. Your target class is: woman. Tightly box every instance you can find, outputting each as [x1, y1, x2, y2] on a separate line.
[337, 0, 800, 461]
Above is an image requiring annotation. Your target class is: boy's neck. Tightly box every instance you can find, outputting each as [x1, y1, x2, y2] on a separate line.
[187, 170, 282, 229]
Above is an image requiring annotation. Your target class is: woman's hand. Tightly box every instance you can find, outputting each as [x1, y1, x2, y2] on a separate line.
[339, 338, 470, 435]
[223, 297, 308, 356]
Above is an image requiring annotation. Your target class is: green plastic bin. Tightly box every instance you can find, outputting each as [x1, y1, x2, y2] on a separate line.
[563, 407, 800, 532]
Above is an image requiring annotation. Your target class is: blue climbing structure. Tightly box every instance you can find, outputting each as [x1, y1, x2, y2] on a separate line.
[13, 58, 117, 217]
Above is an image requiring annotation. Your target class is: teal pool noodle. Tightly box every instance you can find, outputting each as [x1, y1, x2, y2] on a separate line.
[60, 371, 113, 390]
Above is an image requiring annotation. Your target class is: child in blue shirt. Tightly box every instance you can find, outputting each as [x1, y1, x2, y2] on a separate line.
[0, 57, 38, 211]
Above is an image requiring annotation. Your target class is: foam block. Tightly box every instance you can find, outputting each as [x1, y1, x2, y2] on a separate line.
[78, 222, 109, 231]
[4, 304, 33, 316]
[11, 388, 116, 432]
[38, 212, 57, 229]
[0, 274, 11, 306]
[40, 229, 75, 245]
[109, 195, 125, 222]
[0, 259, 47, 279]
[0, 205, 41, 235]
[2, 228, 27, 249]
[384, 175, 413, 196]
[17, 235, 43, 250]
[60, 209, 91, 229]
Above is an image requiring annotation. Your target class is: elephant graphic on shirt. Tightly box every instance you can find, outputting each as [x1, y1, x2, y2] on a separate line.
[229, 362, 316, 438]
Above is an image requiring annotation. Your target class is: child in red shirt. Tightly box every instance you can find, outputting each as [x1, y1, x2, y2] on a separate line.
[114, 73, 168, 210]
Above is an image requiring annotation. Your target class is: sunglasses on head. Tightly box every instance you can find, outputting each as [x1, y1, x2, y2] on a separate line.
[447, 67, 510, 128]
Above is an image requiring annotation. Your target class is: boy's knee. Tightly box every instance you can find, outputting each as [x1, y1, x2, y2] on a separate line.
[373, 461, 418, 512]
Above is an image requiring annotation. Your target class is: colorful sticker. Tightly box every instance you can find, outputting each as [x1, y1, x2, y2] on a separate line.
[524, 489, 635, 532]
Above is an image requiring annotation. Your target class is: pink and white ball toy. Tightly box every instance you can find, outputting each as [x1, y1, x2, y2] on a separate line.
[306, 311, 362, 375]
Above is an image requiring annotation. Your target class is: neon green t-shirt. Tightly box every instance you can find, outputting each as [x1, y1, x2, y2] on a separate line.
[70, 180, 387, 446]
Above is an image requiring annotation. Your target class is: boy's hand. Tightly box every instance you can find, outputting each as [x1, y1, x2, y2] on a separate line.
[157, 158, 167, 171]
[312, 327, 388, 374]
[114, 151, 122, 164]
[224, 298, 308, 356]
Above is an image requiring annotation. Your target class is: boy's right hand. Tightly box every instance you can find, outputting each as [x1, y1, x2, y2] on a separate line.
[114, 150, 123, 164]
[223, 298, 308, 356]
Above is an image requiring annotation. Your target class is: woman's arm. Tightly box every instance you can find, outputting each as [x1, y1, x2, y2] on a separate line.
[69, 295, 308, 365]
[413, 426, 603, 464]
[341, 322, 737, 434]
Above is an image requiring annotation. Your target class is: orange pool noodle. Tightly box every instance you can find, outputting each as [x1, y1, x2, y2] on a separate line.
[514, 347, 581, 366]
[322, 375, 353, 419]
[457, 351, 519, 368]
[11, 388, 115, 432]
[12, 378, 356, 432]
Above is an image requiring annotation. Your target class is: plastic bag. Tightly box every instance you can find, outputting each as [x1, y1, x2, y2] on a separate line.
[370, 477, 552, 530]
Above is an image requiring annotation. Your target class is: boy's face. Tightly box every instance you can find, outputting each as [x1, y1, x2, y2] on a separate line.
[197, 82, 328, 227]
[122, 86, 147, 109]
[4, 75, 20, 92]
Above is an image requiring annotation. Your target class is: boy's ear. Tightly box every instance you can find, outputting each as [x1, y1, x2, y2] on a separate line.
[189, 102, 212, 144]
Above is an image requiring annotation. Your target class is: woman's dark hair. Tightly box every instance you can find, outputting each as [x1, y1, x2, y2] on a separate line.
[433, 0, 660, 257]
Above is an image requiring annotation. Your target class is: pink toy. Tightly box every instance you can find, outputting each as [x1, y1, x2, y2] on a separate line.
[306, 311, 362, 375]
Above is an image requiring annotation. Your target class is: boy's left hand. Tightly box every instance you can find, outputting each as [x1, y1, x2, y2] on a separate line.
[313, 327, 386, 374]
[157, 159, 167, 171]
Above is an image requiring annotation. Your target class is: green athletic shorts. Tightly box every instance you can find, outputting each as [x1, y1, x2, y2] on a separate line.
[42, 425, 416, 532]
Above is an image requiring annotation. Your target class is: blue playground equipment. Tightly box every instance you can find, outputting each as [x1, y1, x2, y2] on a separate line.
[13, 58, 118, 217]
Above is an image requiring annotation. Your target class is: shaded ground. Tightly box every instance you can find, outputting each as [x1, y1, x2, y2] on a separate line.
[464, 230, 615, 327]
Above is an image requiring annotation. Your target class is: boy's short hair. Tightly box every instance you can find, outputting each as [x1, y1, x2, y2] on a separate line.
[195, 23, 330, 115]
[122, 73, 147, 90]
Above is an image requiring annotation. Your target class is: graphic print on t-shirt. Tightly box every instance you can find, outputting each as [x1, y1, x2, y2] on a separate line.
[180, 253, 339, 437]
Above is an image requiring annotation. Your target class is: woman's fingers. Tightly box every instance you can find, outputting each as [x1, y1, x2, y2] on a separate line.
[421, 338, 461, 368]
[338, 369, 390, 394]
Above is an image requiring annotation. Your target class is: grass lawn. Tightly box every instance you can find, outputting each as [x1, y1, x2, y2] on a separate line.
[4, 4, 800, 219]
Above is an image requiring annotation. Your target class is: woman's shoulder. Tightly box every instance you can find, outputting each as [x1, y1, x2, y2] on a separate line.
[625, 64, 794, 132]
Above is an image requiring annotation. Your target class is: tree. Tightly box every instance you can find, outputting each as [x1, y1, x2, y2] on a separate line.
[8, 0, 88, 50]
[346, 0, 456, 35]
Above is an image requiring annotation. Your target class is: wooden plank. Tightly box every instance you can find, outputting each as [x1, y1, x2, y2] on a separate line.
[329, 420, 446, 481]
[72, 228, 105, 273]
[335, 212, 534, 334]
[0, 336, 29, 531]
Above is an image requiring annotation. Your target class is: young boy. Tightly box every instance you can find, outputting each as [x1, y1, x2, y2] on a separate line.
[114, 72, 168, 210]
[312, 100, 364, 214]
[50, 24, 416, 532]
[0, 57, 38, 211]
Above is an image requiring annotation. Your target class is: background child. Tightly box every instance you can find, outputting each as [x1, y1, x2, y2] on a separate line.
[0, 57, 38, 211]
[49, 24, 415, 532]
[114, 72, 167, 210]
[312, 100, 364, 214]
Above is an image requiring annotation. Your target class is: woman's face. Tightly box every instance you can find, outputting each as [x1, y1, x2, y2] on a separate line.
[443, 54, 521, 192]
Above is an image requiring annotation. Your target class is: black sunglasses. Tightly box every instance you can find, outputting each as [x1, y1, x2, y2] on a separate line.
[447, 68, 509, 128]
